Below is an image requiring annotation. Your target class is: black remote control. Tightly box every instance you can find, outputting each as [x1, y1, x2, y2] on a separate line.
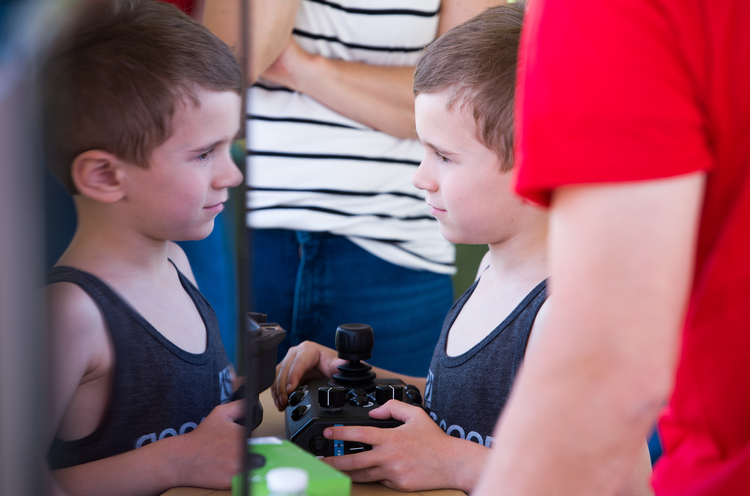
[284, 324, 423, 457]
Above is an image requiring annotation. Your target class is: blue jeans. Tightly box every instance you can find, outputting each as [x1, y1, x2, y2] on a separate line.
[250, 229, 454, 377]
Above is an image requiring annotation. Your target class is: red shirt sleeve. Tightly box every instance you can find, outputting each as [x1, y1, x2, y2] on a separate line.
[160, 0, 195, 15]
[513, 0, 713, 207]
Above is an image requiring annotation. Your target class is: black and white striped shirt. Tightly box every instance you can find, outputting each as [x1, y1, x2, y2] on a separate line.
[246, 0, 455, 274]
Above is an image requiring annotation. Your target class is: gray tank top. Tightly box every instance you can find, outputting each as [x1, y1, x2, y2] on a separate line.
[424, 279, 547, 448]
[46, 262, 233, 469]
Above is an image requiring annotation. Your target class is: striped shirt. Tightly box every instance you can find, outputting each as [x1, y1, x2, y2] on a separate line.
[246, 0, 455, 274]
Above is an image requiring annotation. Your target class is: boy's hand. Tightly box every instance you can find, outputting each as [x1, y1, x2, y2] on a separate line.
[272, 341, 345, 411]
[175, 400, 245, 490]
[321, 401, 487, 493]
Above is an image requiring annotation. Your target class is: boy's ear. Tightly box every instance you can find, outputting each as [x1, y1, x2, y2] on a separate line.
[70, 150, 126, 203]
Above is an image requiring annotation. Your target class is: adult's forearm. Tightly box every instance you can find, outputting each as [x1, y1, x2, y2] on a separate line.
[473, 175, 704, 495]
[474, 329, 667, 495]
[203, 0, 299, 83]
[285, 0, 508, 139]
[292, 56, 417, 139]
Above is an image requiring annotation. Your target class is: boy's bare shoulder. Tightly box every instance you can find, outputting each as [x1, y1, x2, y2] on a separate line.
[45, 280, 107, 345]
[45, 277, 112, 428]
[43, 282, 105, 338]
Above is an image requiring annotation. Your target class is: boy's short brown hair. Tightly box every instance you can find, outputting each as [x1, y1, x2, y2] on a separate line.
[414, 2, 524, 171]
[41, 0, 242, 194]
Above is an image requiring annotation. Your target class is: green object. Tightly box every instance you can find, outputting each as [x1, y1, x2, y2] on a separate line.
[453, 244, 489, 300]
[232, 437, 351, 496]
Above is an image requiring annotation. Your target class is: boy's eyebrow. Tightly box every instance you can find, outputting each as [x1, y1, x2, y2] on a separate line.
[416, 133, 456, 155]
[189, 139, 226, 154]
[415, 131, 456, 157]
[421, 138, 456, 158]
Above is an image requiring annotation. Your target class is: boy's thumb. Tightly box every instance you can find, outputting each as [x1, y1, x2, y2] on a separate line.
[220, 399, 246, 422]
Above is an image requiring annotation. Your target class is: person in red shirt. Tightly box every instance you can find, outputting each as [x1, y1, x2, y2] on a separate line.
[162, 0, 201, 19]
[473, 0, 750, 495]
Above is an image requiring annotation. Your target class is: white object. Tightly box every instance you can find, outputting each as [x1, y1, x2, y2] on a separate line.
[266, 467, 309, 496]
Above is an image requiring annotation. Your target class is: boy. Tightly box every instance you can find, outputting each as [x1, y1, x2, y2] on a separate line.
[41, 1, 245, 494]
[271, 4, 654, 494]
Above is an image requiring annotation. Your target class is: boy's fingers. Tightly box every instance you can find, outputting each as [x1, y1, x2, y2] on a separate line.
[369, 400, 418, 422]
[323, 450, 379, 473]
[286, 351, 320, 394]
[324, 425, 384, 446]
[275, 354, 296, 401]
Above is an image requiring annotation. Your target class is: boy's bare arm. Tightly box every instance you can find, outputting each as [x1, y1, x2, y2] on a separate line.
[47, 281, 245, 495]
[51, 401, 244, 496]
[202, 0, 300, 83]
[473, 172, 705, 496]
[47, 283, 111, 449]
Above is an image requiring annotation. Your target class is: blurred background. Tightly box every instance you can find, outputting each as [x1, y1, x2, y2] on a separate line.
[1, 1, 57, 494]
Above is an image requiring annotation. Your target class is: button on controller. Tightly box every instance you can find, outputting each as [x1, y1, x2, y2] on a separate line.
[288, 387, 307, 407]
[318, 386, 347, 410]
[375, 384, 404, 405]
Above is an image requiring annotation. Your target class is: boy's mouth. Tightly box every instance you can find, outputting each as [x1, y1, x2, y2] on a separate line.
[427, 204, 446, 216]
[204, 201, 225, 213]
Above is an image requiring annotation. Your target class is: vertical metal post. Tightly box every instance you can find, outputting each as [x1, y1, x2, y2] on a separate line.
[0, 2, 53, 494]
[238, 0, 254, 494]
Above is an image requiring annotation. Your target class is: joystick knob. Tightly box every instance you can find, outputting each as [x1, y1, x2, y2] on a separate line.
[318, 386, 347, 409]
[332, 324, 377, 387]
[335, 324, 374, 361]
[375, 384, 404, 405]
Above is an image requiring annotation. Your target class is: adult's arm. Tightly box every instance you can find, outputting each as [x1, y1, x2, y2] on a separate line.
[251, 0, 503, 139]
[203, 0, 504, 138]
[202, 0, 300, 82]
[473, 172, 706, 495]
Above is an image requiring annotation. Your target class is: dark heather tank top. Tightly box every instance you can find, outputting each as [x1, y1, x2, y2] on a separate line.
[424, 279, 547, 448]
[46, 262, 233, 469]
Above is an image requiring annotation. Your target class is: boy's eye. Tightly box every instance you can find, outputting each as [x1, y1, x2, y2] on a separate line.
[435, 151, 450, 165]
[197, 149, 213, 162]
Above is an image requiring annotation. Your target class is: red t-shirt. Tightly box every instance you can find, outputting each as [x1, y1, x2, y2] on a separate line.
[515, 0, 750, 494]
[161, 0, 195, 16]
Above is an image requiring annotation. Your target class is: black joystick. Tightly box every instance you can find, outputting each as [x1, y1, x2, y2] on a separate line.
[331, 324, 376, 387]
[285, 323, 424, 457]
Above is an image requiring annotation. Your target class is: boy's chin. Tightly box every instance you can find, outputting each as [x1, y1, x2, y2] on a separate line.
[439, 227, 484, 246]
[176, 222, 215, 242]
[438, 225, 465, 245]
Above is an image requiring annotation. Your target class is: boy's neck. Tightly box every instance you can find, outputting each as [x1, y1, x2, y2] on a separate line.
[484, 214, 548, 283]
[57, 198, 173, 275]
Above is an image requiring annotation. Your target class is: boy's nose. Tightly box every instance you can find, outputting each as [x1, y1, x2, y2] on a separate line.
[214, 154, 244, 190]
[412, 161, 437, 192]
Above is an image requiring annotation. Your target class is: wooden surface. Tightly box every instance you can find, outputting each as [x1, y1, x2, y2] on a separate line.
[162, 484, 466, 496]
[162, 389, 466, 496]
